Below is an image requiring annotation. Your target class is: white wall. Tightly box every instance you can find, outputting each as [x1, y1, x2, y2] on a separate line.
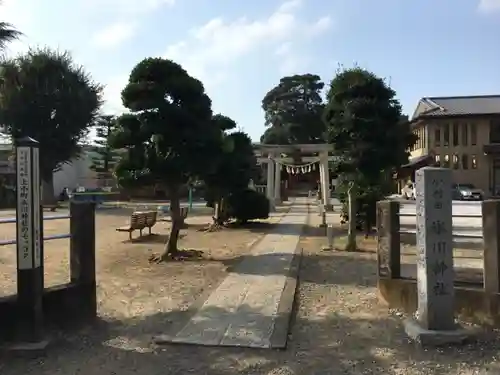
[52, 153, 98, 196]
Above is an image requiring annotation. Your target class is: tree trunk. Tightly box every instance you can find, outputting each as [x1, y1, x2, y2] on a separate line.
[220, 197, 228, 222]
[163, 185, 181, 259]
[208, 195, 227, 232]
[345, 182, 357, 252]
[214, 199, 223, 225]
[42, 177, 57, 206]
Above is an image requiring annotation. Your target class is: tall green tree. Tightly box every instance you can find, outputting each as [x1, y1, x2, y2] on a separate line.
[0, 48, 103, 203]
[261, 74, 326, 144]
[324, 67, 416, 250]
[0, 0, 21, 53]
[203, 114, 258, 228]
[0, 21, 21, 52]
[90, 115, 120, 186]
[111, 57, 221, 261]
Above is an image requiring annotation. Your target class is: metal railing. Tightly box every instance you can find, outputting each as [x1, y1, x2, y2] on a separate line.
[397, 202, 483, 244]
[0, 214, 71, 246]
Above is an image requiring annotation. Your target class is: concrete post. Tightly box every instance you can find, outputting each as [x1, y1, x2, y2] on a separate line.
[322, 224, 335, 251]
[482, 200, 500, 317]
[70, 201, 97, 320]
[15, 136, 45, 346]
[376, 200, 401, 279]
[404, 167, 474, 346]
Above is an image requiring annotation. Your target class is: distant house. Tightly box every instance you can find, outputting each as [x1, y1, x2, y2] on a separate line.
[398, 95, 500, 195]
[0, 144, 120, 197]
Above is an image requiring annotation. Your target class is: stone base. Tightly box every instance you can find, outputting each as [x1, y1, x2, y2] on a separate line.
[269, 201, 275, 212]
[1, 339, 50, 357]
[404, 318, 478, 347]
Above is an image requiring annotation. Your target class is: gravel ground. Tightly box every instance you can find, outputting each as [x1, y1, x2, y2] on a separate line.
[2, 207, 500, 374]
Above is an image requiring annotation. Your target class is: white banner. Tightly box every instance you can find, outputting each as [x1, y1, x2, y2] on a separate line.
[32, 147, 41, 268]
[16, 147, 33, 270]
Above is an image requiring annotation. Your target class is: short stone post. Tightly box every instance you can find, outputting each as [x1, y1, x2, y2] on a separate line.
[70, 202, 97, 320]
[322, 224, 335, 251]
[404, 167, 474, 346]
[15, 136, 46, 348]
[482, 200, 500, 317]
[376, 200, 400, 279]
[318, 203, 327, 228]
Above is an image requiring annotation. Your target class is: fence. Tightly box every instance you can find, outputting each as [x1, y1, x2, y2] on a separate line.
[0, 137, 97, 349]
[0, 214, 71, 246]
[0, 202, 96, 345]
[254, 185, 267, 195]
[398, 201, 483, 248]
[376, 199, 500, 326]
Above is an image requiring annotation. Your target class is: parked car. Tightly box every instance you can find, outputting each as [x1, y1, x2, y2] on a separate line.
[401, 182, 415, 200]
[452, 183, 484, 201]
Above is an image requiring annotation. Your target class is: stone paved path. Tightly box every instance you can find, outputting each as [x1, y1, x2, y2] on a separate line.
[155, 198, 309, 349]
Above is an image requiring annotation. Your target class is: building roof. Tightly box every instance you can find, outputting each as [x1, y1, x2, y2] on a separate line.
[411, 95, 500, 121]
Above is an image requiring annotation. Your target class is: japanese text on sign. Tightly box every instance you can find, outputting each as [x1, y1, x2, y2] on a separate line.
[16, 147, 33, 270]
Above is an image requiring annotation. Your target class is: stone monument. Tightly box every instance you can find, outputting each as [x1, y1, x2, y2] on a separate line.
[403, 167, 476, 346]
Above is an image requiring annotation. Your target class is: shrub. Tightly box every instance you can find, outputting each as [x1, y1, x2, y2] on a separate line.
[227, 189, 270, 223]
[336, 178, 387, 234]
[204, 188, 216, 208]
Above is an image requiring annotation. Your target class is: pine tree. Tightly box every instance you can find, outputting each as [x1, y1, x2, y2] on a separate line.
[90, 115, 120, 186]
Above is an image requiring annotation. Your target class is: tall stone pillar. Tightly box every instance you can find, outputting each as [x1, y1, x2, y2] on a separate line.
[266, 155, 275, 211]
[274, 160, 281, 204]
[403, 167, 475, 346]
[319, 151, 332, 211]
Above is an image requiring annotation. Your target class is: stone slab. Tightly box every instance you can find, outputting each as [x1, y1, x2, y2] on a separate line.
[415, 167, 455, 331]
[0, 339, 50, 357]
[154, 199, 308, 349]
[404, 318, 478, 347]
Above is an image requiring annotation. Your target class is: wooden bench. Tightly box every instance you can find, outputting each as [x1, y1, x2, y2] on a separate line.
[144, 211, 158, 234]
[116, 211, 149, 240]
[179, 207, 189, 220]
[159, 206, 189, 222]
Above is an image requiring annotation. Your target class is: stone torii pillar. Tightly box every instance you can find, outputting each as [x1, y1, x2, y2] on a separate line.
[274, 159, 281, 204]
[319, 151, 332, 211]
[266, 154, 276, 211]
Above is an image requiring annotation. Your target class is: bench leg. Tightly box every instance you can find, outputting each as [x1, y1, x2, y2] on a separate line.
[148, 226, 152, 235]
[129, 232, 132, 241]
[140, 229, 143, 236]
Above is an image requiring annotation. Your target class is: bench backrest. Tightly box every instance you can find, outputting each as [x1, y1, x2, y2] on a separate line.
[169, 206, 189, 219]
[180, 207, 188, 219]
[130, 213, 147, 229]
[145, 211, 158, 226]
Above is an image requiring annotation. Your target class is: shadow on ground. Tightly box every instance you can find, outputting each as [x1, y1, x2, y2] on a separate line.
[2, 238, 500, 375]
[241, 222, 325, 237]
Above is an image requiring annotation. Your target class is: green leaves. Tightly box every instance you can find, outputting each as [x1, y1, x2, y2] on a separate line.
[0, 21, 21, 52]
[203, 122, 258, 201]
[113, 57, 217, 189]
[0, 48, 103, 178]
[324, 67, 410, 181]
[261, 74, 326, 145]
[212, 114, 237, 132]
[90, 115, 120, 179]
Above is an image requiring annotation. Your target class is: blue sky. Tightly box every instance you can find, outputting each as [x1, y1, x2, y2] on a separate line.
[2, 0, 500, 141]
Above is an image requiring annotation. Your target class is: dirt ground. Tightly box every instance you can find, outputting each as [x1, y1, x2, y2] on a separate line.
[2, 208, 500, 374]
[332, 232, 484, 284]
[0, 206, 285, 305]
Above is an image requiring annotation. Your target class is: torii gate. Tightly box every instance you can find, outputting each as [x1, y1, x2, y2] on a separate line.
[253, 143, 336, 211]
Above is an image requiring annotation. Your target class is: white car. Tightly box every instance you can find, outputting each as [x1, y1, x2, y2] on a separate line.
[401, 182, 416, 200]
